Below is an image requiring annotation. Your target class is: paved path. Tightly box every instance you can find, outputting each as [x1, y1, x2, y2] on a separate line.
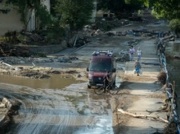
[122, 39, 167, 134]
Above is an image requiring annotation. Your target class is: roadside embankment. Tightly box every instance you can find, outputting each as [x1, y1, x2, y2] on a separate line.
[166, 40, 180, 59]
[157, 38, 180, 133]
[0, 97, 20, 134]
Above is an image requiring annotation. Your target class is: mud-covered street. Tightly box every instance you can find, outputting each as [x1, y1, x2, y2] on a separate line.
[0, 20, 178, 134]
[0, 82, 116, 134]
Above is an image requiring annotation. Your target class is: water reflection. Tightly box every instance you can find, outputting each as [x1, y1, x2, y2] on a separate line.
[0, 74, 81, 89]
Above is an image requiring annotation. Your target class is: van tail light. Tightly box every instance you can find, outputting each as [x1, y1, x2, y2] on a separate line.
[88, 74, 93, 79]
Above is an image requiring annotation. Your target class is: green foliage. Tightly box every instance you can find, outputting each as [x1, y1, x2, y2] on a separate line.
[169, 19, 180, 35]
[97, 0, 180, 21]
[36, 5, 52, 29]
[50, 0, 57, 16]
[97, 0, 110, 10]
[97, 0, 143, 13]
[144, 0, 180, 20]
[55, 0, 94, 30]
[124, 0, 143, 11]
[140, 0, 153, 8]
[97, 0, 127, 12]
[45, 22, 66, 44]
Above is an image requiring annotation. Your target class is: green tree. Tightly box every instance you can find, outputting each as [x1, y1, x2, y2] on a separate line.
[141, 0, 180, 35]
[97, 0, 110, 10]
[54, 0, 94, 31]
[97, 0, 126, 12]
[124, 0, 143, 11]
[36, 5, 52, 29]
[97, 0, 144, 13]
[169, 19, 180, 37]
[141, 0, 180, 20]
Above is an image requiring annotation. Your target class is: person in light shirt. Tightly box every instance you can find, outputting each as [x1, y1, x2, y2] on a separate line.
[129, 46, 135, 61]
[136, 47, 142, 61]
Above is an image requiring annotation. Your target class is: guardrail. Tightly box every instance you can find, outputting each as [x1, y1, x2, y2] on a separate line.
[158, 39, 180, 133]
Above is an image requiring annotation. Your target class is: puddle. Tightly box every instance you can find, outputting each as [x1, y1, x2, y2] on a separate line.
[0, 74, 81, 89]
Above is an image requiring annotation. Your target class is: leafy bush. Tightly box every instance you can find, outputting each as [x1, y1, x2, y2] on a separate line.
[54, 0, 94, 30]
[36, 5, 52, 29]
[169, 19, 180, 37]
[45, 21, 66, 44]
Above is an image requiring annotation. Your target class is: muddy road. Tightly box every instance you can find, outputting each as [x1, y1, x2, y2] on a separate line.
[0, 21, 171, 134]
[0, 33, 132, 134]
[0, 83, 116, 134]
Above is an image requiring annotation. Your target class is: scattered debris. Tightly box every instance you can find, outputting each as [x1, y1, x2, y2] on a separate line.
[0, 43, 30, 57]
[116, 50, 130, 62]
[20, 70, 50, 79]
[0, 97, 21, 134]
[157, 71, 167, 85]
[65, 70, 78, 74]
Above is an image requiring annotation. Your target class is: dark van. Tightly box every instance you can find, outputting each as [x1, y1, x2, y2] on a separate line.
[87, 50, 116, 88]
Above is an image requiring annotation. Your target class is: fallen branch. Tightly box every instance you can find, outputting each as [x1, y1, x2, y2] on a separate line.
[118, 108, 168, 123]
[0, 61, 14, 68]
[1, 61, 12, 67]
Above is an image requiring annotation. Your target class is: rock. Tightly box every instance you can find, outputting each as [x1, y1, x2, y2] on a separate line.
[19, 60, 25, 64]
[0, 103, 5, 108]
[77, 74, 81, 78]
[2, 97, 12, 109]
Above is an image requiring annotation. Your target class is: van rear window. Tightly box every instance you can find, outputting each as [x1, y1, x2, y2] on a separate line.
[89, 58, 112, 72]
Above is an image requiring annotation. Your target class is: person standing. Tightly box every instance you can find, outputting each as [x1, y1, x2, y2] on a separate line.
[134, 60, 141, 76]
[156, 38, 163, 55]
[129, 46, 135, 61]
[136, 47, 142, 61]
[159, 44, 165, 55]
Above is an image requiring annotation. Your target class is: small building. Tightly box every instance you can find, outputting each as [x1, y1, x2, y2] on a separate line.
[0, 0, 97, 35]
[0, 0, 50, 36]
[0, 0, 24, 36]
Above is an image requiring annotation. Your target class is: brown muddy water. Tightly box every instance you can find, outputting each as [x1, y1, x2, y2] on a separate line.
[0, 74, 81, 89]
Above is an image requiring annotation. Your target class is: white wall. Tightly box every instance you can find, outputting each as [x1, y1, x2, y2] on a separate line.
[0, 1, 24, 35]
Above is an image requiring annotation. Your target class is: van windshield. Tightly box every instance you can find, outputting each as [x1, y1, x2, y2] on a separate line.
[89, 58, 112, 72]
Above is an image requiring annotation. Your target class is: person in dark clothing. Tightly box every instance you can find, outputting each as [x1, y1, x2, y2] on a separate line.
[104, 71, 112, 86]
[159, 45, 165, 54]
[156, 39, 163, 55]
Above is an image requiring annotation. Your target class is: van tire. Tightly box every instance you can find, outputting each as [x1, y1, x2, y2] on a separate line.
[87, 85, 91, 89]
[113, 81, 116, 87]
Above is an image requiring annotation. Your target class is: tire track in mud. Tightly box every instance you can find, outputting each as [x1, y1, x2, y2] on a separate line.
[0, 83, 115, 134]
[13, 89, 79, 134]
